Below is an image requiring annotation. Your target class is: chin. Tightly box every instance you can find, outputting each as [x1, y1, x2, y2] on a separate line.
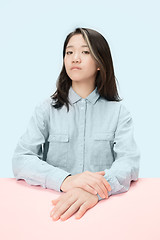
[69, 76, 84, 81]
[71, 79, 84, 82]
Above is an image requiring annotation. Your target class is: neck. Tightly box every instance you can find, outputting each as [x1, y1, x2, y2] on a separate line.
[72, 81, 96, 99]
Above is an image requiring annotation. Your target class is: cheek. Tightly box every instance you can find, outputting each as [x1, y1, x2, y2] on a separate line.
[64, 58, 67, 67]
[88, 58, 97, 68]
[64, 60, 69, 72]
[88, 62, 97, 73]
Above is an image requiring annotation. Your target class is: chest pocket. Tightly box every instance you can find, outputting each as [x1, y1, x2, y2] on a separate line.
[92, 132, 115, 168]
[47, 133, 69, 168]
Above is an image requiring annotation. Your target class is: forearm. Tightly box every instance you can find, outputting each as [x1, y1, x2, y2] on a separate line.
[97, 154, 140, 201]
[96, 103, 141, 201]
[12, 146, 71, 192]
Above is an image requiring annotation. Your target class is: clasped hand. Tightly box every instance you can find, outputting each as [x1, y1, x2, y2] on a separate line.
[50, 171, 111, 221]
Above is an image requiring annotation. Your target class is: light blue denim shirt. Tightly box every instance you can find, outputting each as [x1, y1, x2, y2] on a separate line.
[12, 86, 140, 201]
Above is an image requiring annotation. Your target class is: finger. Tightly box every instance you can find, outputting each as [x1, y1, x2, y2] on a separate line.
[51, 196, 77, 221]
[97, 182, 109, 199]
[50, 207, 56, 217]
[60, 200, 81, 221]
[85, 174, 110, 198]
[51, 194, 67, 208]
[50, 197, 65, 218]
[95, 171, 105, 175]
[75, 201, 91, 219]
[81, 184, 97, 195]
[50, 198, 61, 217]
[93, 183, 107, 199]
[95, 176, 111, 198]
[88, 171, 112, 191]
[85, 174, 108, 199]
[101, 176, 112, 191]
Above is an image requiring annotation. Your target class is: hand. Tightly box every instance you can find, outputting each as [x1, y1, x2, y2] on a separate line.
[60, 171, 111, 199]
[50, 188, 99, 221]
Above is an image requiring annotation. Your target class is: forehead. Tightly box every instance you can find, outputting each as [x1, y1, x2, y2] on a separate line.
[66, 34, 88, 48]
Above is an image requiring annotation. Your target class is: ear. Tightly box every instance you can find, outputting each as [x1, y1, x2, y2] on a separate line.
[97, 68, 100, 71]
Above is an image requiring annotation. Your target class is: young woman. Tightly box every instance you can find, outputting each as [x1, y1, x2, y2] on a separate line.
[12, 27, 140, 221]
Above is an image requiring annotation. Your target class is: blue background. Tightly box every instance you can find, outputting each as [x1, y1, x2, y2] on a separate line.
[0, 0, 159, 177]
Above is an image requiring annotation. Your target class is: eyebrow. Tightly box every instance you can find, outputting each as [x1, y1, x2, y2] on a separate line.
[66, 45, 89, 49]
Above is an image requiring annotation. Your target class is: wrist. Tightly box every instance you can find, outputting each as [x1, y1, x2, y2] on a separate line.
[60, 175, 72, 192]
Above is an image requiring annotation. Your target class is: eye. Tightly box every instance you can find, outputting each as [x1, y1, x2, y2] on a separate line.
[66, 51, 72, 55]
[83, 51, 90, 54]
[65, 50, 90, 55]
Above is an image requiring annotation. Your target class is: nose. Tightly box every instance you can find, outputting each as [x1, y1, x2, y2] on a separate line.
[72, 58, 80, 63]
[72, 53, 81, 63]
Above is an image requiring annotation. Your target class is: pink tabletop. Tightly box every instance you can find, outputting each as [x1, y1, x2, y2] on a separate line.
[0, 178, 160, 240]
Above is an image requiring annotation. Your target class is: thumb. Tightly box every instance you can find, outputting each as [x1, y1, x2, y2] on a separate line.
[52, 198, 59, 205]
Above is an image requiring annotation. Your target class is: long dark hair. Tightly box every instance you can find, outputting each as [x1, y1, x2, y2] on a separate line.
[51, 27, 122, 112]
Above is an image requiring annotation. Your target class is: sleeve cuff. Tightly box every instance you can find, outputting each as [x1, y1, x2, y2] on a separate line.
[45, 168, 72, 192]
[104, 169, 126, 193]
[97, 190, 112, 201]
[60, 174, 72, 192]
[97, 169, 125, 201]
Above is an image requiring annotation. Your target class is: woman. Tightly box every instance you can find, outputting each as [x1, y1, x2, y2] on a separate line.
[12, 27, 140, 221]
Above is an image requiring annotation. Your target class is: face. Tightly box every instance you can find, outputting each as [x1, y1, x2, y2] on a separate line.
[64, 34, 98, 84]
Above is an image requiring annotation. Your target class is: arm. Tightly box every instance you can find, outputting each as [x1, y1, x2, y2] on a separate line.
[98, 104, 140, 201]
[12, 99, 71, 192]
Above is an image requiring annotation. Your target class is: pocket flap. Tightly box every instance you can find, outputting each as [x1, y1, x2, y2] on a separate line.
[48, 134, 69, 142]
[94, 132, 115, 141]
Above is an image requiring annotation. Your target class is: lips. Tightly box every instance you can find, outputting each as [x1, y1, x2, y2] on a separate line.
[71, 67, 81, 70]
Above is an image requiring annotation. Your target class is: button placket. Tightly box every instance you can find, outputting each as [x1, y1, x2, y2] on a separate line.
[79, 99, 87, 171]
[80, 99, 85, 110]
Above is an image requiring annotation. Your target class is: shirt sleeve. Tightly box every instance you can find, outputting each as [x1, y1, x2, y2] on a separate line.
[97, 103, 140, 201]
[12, 100, 72, 192]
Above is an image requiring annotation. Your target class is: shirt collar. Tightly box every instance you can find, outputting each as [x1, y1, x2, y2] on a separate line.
[68, 85, 100, 105]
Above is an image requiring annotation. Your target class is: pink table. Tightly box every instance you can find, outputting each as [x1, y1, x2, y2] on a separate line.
[0, 178, 160, 240]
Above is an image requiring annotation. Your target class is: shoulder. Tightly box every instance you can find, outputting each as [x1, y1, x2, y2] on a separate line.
[99, 98, 130, 114]
[35, 97, 53, 111]
[98, 98, 132, 124]
[31, 97, 53, 122]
